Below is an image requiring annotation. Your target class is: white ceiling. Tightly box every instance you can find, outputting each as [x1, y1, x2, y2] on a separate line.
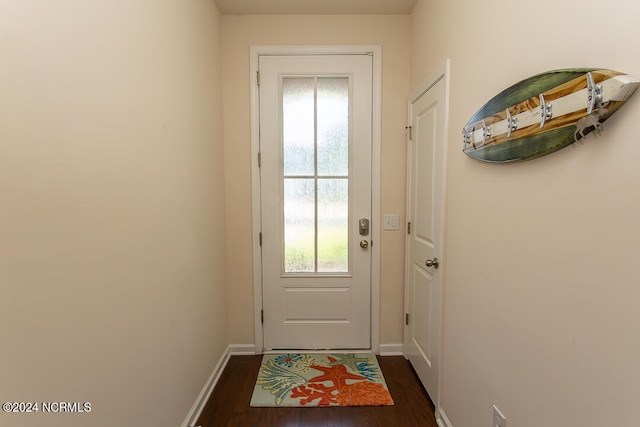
[214, 0, 418, 15]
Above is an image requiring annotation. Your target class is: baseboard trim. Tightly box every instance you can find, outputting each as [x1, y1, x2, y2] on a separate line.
[237, 344, 403, 356]
[437, 407, 453, 427]
[229, 343, 257, 355]
[378, 343, 404, 356]
[182, 345, 232, 427]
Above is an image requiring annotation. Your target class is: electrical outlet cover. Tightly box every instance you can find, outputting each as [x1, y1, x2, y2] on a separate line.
[493, 405, 506, 427]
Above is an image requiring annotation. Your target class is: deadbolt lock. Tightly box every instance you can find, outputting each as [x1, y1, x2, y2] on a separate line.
[359, 218, 370, 236]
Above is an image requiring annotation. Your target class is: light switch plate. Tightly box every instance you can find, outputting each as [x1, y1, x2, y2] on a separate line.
[383, 214, 400, 231]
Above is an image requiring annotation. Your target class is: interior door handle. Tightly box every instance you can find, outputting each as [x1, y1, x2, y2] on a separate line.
[425, 258, 439, 269]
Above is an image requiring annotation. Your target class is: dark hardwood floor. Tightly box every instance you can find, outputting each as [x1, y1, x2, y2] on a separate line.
[196, 355, 438, 427]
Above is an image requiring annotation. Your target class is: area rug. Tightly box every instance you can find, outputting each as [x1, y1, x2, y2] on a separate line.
[250, 353, 394, 407]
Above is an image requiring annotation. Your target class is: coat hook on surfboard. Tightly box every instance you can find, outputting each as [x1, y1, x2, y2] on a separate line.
[462, 68, 640, 163]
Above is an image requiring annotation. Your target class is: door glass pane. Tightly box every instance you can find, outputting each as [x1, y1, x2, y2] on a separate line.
[318, 179, 348, 272]
[284, 179, 315, 273]
[283, 78, 315, 176]
[282, 76, 350, 274]
[317, 78, 349, 176]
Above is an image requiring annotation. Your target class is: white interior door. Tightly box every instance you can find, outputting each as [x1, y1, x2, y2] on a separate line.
[259, 54, 373, 350]
[405, 68, 448, 404]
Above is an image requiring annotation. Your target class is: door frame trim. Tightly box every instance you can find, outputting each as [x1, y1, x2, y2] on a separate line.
[403, 59, 450, 413]
[250, 45, 382, 353]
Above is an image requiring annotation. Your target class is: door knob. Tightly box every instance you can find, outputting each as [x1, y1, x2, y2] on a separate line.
[425, 257, 439, 269]
[360, 240, 369, 249]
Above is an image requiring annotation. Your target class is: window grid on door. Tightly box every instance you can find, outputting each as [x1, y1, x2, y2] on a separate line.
[282, 76, 350, 274]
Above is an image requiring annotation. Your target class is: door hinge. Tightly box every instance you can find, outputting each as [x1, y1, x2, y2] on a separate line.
[261, 309, 264, 324]
[256, 70, 260, 86]
[259, 232, 262, 246]
[407, 222, 411, 234]
[405, 125, 412, 140]
[405, 313, 409, 325]
[258, 152, 261, 168]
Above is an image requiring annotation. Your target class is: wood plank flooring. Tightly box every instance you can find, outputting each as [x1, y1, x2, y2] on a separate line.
[196, 355, 438, 427]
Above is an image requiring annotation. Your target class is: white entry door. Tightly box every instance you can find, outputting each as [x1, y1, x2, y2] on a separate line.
[259, 54, 373, 350]
[405, 65, 448, 404]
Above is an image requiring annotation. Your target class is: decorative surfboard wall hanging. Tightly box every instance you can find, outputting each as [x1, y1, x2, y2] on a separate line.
[462, 68, 640, 163]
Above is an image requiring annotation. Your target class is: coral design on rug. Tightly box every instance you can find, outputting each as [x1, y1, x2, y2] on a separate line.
[250, 353, 394, 407]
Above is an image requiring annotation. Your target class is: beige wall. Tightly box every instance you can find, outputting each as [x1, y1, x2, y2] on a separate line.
[0, 1, 228, 426]
[411, 0, 640, 426]
[221, 15, 411, 346]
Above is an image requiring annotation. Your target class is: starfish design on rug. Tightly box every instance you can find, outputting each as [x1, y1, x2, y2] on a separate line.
[308, 356, 366, 390]
[327, 353, 373, 372]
